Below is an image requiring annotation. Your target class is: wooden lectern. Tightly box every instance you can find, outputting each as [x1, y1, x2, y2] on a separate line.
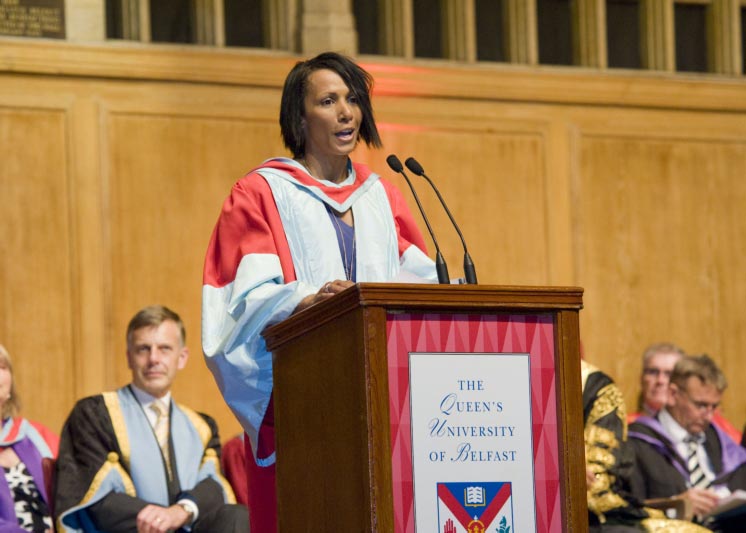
[264, 283, 586, 533]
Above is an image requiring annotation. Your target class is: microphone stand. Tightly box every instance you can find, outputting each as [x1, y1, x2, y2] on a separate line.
[405, 157, 478, 284]
[386, 154, 450, 284]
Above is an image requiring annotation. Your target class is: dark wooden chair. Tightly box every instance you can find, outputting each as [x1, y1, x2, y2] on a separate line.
[645, 497, 692, 521]
[41, 457, 56, 517]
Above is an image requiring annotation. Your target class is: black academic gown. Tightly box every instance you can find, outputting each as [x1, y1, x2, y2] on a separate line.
[629, 415, 746, 533]
[582, 362, 650, 532]
[54, 386, 248, 532]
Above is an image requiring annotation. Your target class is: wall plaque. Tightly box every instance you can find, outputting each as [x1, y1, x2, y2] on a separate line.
[0, 0, 65, 39]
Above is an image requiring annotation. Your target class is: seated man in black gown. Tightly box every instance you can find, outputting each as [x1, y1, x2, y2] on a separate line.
[582, 360, 707, 533]
[629, 354, 746, 532]
[54, 305, 249, 532]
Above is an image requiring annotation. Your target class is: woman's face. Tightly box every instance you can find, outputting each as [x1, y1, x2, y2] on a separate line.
[301, 68, 362, 161]
[0, 358, 11, 408]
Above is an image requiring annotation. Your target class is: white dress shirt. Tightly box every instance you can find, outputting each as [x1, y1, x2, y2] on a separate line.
[659, 408, 717, 488]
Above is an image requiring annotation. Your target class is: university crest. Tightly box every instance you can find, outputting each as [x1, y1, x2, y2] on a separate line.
[437, 481, 513, 533]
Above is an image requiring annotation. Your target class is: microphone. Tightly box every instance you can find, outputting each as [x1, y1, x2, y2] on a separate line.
[386, 154, 450, 284]
[404, 157, 477, 284]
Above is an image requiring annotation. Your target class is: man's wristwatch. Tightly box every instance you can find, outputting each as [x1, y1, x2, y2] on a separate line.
[177, 501, 195, 522]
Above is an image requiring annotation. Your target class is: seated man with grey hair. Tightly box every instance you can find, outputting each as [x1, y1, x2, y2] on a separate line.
[628, 343, 741, 443]
[629, 354, 746, 531]
[54, 305, 249, 532]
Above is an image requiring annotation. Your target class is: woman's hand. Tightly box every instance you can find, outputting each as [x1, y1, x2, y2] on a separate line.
[294, 280, 354, 313]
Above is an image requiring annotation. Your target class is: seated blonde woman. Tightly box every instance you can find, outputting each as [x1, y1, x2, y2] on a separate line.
[0, 344, 59, 532]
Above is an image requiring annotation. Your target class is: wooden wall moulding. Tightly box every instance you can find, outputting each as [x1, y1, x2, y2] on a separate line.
[1, 21, 746, 457]
[0, 40, 745, 113]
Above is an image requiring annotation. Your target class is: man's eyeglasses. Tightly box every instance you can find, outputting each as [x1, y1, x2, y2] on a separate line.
[677, 387, 720, 414]
[642, 368, 672, 378]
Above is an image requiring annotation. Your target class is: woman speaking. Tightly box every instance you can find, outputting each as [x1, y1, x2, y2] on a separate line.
[202, 52, 436, 531]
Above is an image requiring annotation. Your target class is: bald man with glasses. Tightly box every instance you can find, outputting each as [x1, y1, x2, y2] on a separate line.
[629, 355, 746, 530]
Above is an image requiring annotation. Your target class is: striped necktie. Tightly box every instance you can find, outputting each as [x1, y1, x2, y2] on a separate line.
[150, 399, 172, 479]
[686, 436, 708, 489]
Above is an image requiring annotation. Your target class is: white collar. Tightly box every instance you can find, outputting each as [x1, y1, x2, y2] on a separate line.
[276, 157, 356, 187]
[130, 384, 172, 410]
[659, 407, 704, 444]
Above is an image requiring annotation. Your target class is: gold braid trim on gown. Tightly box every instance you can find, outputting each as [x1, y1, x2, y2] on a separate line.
[640, 518, 712, 532]
[582, 362, 712, 532]
[585, 380, 630, 520]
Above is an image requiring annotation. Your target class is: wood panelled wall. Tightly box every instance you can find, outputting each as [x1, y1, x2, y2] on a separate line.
[2, 40, 746, 440]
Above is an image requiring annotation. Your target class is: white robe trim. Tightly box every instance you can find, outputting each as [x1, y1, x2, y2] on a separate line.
[202, 165, 435, 464]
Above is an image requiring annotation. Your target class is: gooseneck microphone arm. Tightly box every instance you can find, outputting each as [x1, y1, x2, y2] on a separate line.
[386, 154, 450, 284]
[404, 157, 478, 284]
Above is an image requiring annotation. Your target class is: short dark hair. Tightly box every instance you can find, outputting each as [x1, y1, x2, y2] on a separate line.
[279, 51, 382, 158]
[126, 305, 185, 348]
